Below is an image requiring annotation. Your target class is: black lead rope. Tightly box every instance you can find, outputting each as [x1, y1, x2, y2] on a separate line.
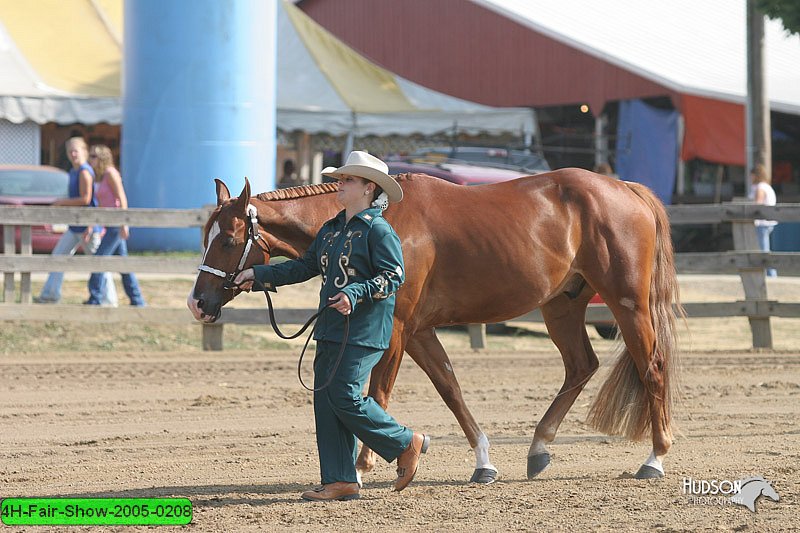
[225, 277, 349, 392]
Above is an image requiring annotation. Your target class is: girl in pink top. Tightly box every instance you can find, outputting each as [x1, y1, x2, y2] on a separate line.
[85, 145, 146, 306]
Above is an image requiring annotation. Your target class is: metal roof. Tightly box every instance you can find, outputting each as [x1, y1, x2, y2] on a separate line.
[476, 0, 800, 114]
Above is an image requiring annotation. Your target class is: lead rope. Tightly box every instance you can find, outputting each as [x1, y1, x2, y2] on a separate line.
[228, 278, 349, 392]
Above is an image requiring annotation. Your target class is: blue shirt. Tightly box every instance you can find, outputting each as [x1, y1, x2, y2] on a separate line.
[68, 162, 97, 233]
[253, 207, 405, 350]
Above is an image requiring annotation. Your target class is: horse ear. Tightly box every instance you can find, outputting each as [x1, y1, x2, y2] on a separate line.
[234, 178, 251, 213]
[215, 179, 231, 206]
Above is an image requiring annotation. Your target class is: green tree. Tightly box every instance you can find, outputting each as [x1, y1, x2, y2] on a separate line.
[757, 0, 800, 35]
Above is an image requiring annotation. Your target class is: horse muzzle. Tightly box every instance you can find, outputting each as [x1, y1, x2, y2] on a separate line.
[187, 294, 222, 323]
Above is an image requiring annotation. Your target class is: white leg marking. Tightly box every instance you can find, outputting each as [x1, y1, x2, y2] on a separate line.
[473, 433, 497, 471]
[643, 450, 664, 474]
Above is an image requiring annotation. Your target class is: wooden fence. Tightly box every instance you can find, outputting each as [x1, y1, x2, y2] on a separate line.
[2, 203, 800, 350]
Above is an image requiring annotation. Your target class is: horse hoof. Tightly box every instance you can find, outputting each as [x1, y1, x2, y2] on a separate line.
[469, 468, 498, 484]
[634, 464, 664, 479]
[527, 453, 551, 479]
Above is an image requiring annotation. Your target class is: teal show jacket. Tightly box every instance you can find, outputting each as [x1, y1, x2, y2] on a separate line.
[252, 207, 405, 350]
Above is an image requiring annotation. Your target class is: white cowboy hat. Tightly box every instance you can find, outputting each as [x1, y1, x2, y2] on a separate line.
[322, 151, 403, 203]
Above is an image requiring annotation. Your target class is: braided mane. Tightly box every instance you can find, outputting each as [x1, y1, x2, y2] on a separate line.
[254, 174, 414, 202]
[256, 183, 339, 201]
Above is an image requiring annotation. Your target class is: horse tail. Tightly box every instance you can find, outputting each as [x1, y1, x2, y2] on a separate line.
[588, 182, 685, 441]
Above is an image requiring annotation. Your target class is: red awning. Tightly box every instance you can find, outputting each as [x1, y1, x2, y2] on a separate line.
[680, 95, 745, 165]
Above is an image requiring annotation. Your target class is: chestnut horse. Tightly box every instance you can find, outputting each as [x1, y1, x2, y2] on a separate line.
[188, 169, 683, 484]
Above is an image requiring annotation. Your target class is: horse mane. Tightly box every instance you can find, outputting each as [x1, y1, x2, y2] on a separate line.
[254, 174, 416, 202]
[256, 183, 338, 201]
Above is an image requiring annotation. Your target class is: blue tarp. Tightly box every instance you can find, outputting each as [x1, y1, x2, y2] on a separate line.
[615, 99, 679, 205]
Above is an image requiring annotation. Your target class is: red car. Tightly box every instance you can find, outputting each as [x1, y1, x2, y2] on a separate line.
[386, 160, 530, 185]
[0, 165, 70, 253]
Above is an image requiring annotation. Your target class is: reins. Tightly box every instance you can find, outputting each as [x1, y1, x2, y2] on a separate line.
[227, 278, 349, 392]
[199, 203, 348, 392]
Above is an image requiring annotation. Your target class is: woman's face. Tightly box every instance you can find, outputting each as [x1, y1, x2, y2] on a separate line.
[67, 143, 87, 168]
[336, 175, 372, 208]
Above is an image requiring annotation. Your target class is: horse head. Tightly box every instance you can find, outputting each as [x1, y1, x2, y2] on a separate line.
[187, 178, 271, 322]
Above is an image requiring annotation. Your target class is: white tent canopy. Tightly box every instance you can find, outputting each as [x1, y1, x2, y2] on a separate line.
[0, 0, 535, 137]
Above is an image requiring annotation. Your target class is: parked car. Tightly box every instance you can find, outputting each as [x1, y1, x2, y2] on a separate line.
[386, 160, 530, 186]
[0, 165, 70, 253]
[409, 146, 551, 174]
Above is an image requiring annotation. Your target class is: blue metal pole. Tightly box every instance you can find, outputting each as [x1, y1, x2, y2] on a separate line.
[123, 0, 276, 250]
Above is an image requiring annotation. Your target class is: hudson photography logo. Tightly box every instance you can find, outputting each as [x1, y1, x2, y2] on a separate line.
[682, 476, 780, 512]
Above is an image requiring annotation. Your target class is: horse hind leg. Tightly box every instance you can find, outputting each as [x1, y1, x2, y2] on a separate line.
[587, 300, 674, 479]
[405, 328, 498, 484]
[529, 289, 599, 478]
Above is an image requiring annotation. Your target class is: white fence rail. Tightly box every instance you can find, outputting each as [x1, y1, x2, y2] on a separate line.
[2, 203, 800, 349]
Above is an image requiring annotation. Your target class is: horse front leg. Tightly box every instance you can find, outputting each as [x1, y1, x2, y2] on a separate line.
[405, 327, 497, 484]
[529, 293, 599, 478]
[355, 326, 406, 486]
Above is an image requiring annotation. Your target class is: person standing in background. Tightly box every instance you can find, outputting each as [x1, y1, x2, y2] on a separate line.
[35, 137, 105, 303]
[593, 162, 619, 179]
[750, 163, 778, 277]
[277, 159, 301, 188]
[84, 145, 146, 306]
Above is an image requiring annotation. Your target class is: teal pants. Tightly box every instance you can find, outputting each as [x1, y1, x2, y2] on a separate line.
[313, 341, 413, 484]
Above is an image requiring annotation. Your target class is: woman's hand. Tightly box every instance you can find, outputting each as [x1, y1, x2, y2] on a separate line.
[328, 292, 352, 315]
[232, 268, 255, 291]
[120, 225, 129, 240]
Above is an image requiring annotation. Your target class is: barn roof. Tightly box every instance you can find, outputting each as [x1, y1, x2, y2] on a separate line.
[477, 0, 800, 114]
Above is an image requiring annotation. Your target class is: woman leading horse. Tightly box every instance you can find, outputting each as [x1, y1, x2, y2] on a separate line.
[188, 162, 683, 488]
[231, 152, 429, 501]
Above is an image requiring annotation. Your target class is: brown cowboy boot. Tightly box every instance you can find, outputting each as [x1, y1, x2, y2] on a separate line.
[301, 482, 360, 502]
[394, 433, 430, 492]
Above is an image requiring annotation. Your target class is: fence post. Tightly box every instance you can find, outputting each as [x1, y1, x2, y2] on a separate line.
[20, 225, 32, 303]
[468, 324, 486, 350]
[3, 225, 14, 303]
[731, 219, 772, 348]
[202, 323, 224, 351]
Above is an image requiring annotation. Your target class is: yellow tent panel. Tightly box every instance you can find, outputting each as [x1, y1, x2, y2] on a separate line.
[0, 0, 121, 96]
[284, 1, 416, 114]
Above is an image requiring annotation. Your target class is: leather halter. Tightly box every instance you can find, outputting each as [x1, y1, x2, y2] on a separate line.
[198, 204, 269, 288]
[197, 203, 348, 392]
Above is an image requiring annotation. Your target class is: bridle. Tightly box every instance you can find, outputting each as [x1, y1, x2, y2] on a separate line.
[195, 203, 347, 392]
[198, 204, 269, 290]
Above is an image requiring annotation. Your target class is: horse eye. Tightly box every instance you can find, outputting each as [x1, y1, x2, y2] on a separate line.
[224, 236, 237, 248]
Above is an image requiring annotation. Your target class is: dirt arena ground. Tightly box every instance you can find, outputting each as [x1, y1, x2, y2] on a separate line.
[2, 275, 799, 531]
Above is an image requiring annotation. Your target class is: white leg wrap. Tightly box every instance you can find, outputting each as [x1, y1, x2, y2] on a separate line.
[643, 450, 664, 474]
[473, 433, 497, 471]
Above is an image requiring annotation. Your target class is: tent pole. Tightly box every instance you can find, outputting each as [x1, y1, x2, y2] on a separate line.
[344, 112, 356, 156]
[594, 113, 608, 166]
